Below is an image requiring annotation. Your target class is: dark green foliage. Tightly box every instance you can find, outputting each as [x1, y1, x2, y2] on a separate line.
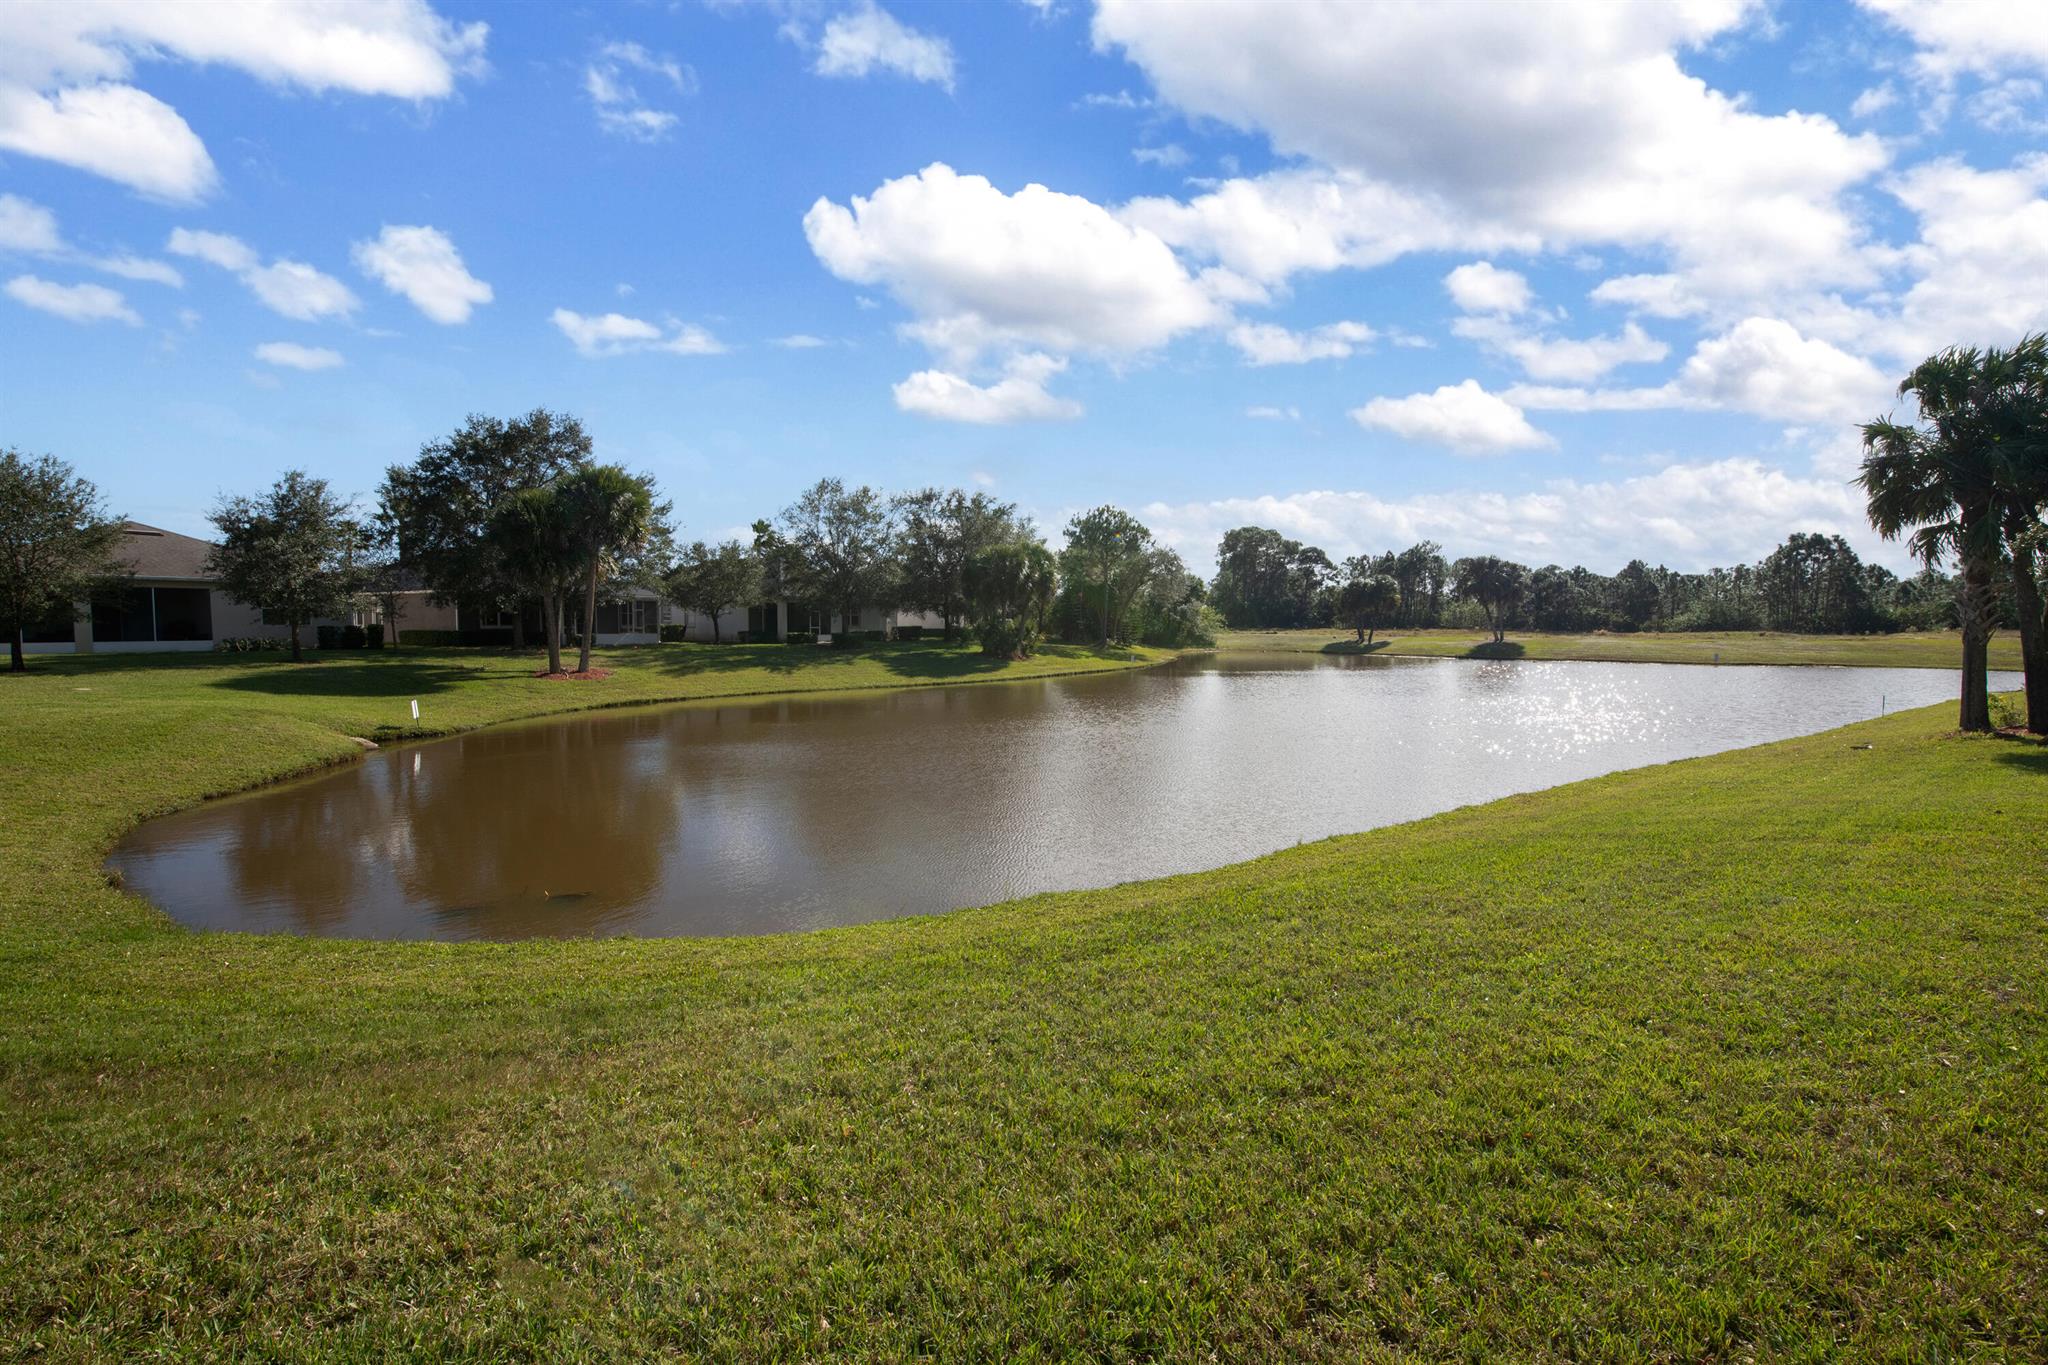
[489, 482, 580, 675]
[1861, 334, 2048, 731]
[377, 410, 592, 643]
[1337, 573, 1400, 643]
[0, 449, 125, 672]
[207, 470, 360, 663]
[662, 540, 760, 645]
[893, 488, 1028, 638]
[965, 539, 1058, 657]
[1211, 526, 1338, 628]
[1452, 555, 1529, 643]
[770, 479, 897, 640]
[558, 465, 665, 674]
[1060, 506, 1186, 646]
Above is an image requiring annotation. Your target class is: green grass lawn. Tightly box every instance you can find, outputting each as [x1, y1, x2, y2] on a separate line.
[1219, 626, 2027, 670]
[1, 644, 2044, 1358]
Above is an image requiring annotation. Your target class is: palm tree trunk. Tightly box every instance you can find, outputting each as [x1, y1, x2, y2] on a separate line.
[2009, 538, 2045, 733]
[1959, 556, 1994, 732]
[579, 560, 598, 674]
[289, 619, 303, 663]
[10, 626, 24, 673]
[542, 592, 562, 675]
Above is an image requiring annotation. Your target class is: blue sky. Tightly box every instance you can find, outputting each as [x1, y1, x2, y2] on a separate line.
[2, 0, 2045, 575]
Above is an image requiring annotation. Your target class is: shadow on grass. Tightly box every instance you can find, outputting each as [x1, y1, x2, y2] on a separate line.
[210, 657, 492, 698]
[1465, 640, 1527, 660]
[1318, 639, 1391, 655]
[1990, 732, 2048, 775]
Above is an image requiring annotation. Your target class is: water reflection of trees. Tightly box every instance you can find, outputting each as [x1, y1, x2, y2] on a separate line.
[394, 715, 684, 937]
[211, 714, 686, 938]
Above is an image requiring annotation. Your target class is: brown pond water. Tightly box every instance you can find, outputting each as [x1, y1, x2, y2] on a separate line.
[108, 653, 2012, 940]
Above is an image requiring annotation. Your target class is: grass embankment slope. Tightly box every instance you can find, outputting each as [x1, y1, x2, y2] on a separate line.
[1, 644, 2044, 1359]
[1220, 626, 2027, 670]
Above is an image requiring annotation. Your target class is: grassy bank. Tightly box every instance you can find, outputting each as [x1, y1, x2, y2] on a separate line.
[1, 638, 1165, 745]
[1, 647, 2044, 1358]
[1219, 625, 2027, 670]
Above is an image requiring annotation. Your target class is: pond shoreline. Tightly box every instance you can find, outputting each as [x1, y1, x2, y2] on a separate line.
[106, 652, 2017, 941]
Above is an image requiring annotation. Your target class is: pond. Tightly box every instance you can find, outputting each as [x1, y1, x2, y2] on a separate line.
[109, 653, 2016, 940]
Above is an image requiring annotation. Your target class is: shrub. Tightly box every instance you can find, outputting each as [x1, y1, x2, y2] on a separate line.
[785, 630, 817, 646]
[340, 624, 367, 649]
[364, 623, 384, 649]
[660, 624, 690, 643]
[895, 625, 925, 642]
[316, 624, 340, 650]
[215, 636, 288, 653]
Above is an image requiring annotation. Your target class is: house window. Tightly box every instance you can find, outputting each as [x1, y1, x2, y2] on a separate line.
[90, 586, 213, 642]
[92, 587, 156, 642]
[153, 588, 213, 641]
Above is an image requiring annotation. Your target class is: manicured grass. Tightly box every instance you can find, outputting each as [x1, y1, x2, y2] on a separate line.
[1219, 626, 2027, 670]
[1, 645, 2044, 1358]
[2, 637, 1165, 745]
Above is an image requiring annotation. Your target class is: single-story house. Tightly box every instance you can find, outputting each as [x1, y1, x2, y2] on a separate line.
[22, 521, 364, 655]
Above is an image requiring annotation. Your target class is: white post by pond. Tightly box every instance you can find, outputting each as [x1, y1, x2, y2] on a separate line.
[411, 698, 420, 723]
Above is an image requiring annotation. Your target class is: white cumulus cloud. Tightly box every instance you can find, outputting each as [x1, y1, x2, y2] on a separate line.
[168, 227, 356, 320]
[1509, 317, 1892, 425]
[352, 225, 491, 324]
[253, 340, 344, 370]
[1351, 379, 1553, 454]
[1093, 0, 1886, 303]
[893, 353, 1082, 424]
[804, 162, 1223, 363]
[6, 273, 139, 324]
[552, 308, 726, 357]
[0, 0, 486, 200]
[1444, 261, 1531, 314]
[1228, 319, 1374, 365]
[0, 192, 182, 285]
[814, 3, 956, 90]
[585, 41, 693, 141]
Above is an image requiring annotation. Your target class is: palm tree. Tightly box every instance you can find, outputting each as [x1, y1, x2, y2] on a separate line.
[488, 484, 578, 675]
[1859, 346, 2006, 732]
[559, 465, 658, 674]
[1983, 333, 2048, 732]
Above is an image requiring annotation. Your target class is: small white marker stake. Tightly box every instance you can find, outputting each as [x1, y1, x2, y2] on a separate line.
[410, 698, 420, 722]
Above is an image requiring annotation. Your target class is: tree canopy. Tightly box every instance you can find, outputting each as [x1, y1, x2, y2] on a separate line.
[488, 484, 580, 675]
[663, 539, 760, 644]
[559, 464, 664, 674]
[1452, 556, 1529, 644]
[964, 540, 1059, 658]
[0, 449, 125, 673]
[772, 478, 897, 639]
[1861, 335, 2048, 731]
[378, 409, 592, 646]
[893, 488, 1027, 638]
[207, 471, 360, 663]
[1061, 506, 1174, 646]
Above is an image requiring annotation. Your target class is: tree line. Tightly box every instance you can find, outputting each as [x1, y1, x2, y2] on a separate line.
[1212, 526, 1982, 641]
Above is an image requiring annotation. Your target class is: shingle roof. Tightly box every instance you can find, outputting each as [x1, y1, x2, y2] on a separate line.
[115, 522, 217, 581]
